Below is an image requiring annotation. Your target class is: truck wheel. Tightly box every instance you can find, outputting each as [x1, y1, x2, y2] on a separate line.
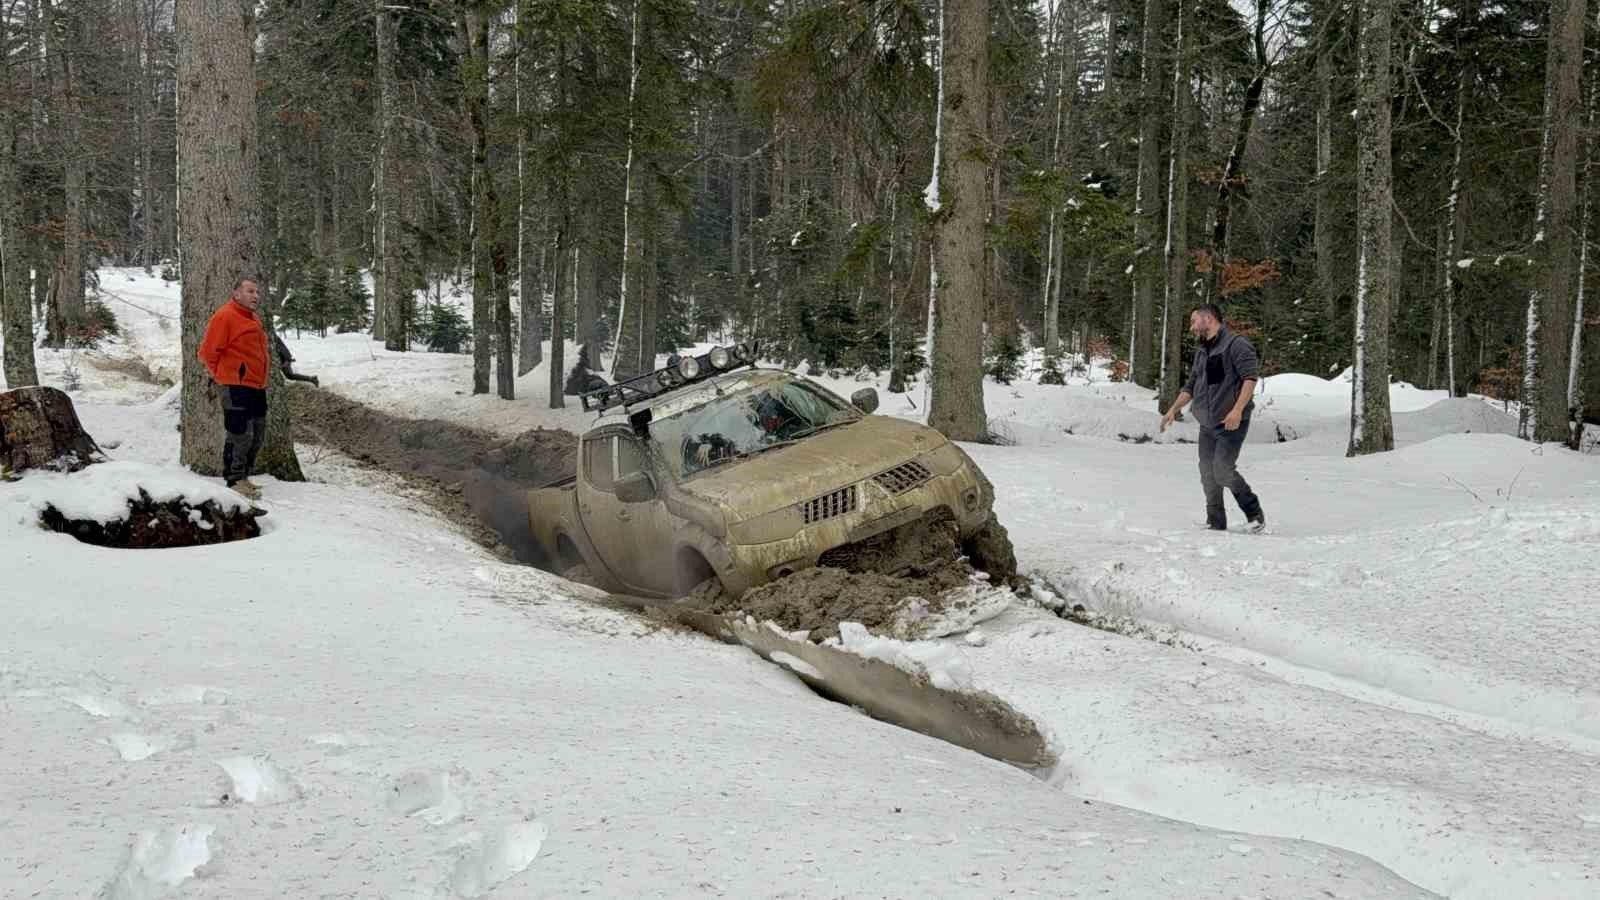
[562, 563, 596, 588]
[673, 549, 718, 598]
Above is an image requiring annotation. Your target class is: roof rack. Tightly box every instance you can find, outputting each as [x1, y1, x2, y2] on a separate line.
[579, 342, 761, 414]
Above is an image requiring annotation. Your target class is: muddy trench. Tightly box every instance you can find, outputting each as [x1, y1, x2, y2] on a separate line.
[288, 384, 575, 567]
[288, 386, 1056, 773]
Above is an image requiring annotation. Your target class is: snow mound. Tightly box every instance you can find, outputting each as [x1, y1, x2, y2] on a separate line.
[1395, 398, 1518, 443]
[1260, 372, 1349, 398]
[102, 824, 214, 900]
[11, 460, 248, 524]
[447, 818, 549, 898]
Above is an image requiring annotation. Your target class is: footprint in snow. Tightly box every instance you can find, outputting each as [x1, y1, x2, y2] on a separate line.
[101, 823, 215, 900]
[106, 731, 194, 762]
[214, 756, 301, 806]
[137, 685, 230, 707]
[446, 817, 549, 898]
[386, 768, 464, 825]
[64, 692, 135, 719]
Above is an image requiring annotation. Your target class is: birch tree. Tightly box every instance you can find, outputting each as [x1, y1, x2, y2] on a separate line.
[925, 0, 989, 442]
[610, 0, 644, 382]
[1039, 0, 1077, 364]
[1519, 0, 1585, 443]
[175, 0, 302, 481]
[1437, 0, 1477, 397]
[1349, 0, 1395, 456]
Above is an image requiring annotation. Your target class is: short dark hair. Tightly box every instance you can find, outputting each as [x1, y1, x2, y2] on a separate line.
[1191, 303, 1223, 323]
[232, 276, 260, 291]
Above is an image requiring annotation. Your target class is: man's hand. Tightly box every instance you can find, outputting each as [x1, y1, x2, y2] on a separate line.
[1159, 408, 1177, 433]
[694, 444, 712, 466]
[1222, 409, 1243, 431]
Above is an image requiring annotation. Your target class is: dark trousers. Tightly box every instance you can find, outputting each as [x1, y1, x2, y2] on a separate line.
[1198, 419, 1262, 529]
[222, 386, 267, 485]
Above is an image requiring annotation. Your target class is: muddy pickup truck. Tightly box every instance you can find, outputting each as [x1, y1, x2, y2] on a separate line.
[526, 343, 1000, 599]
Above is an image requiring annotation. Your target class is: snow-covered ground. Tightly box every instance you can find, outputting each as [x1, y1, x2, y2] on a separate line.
[4, 268, 1598, 897]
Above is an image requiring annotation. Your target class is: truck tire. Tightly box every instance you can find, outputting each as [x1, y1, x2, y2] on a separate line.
[562, 563, 596, 588]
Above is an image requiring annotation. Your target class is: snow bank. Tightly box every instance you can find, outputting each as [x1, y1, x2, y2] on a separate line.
[5, 460, 247, 524]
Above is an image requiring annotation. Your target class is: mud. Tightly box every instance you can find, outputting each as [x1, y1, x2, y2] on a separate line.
[287, 384, 575, 565]
[693, 514, 1026, 643]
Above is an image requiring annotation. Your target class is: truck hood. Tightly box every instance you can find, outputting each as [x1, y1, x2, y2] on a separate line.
[675, 416, 946, 521]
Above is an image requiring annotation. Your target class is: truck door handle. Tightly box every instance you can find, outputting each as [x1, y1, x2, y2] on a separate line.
[616, 511, 631, 522]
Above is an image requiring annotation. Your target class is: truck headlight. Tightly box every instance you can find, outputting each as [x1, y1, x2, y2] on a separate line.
[920, 441, 969, 476]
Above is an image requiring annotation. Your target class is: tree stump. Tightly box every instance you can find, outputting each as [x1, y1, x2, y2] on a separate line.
[0, 386, 104, 477]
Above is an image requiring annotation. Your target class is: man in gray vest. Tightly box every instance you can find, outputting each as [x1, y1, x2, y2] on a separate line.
[1160, 303, 1266, 533]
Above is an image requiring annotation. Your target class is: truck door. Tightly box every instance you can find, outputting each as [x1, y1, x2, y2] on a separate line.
[574, 431, 675, 595]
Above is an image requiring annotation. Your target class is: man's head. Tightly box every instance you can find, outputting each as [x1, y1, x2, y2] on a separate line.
[1188, 303, 1224, 340]
[231, 277, 260, 312]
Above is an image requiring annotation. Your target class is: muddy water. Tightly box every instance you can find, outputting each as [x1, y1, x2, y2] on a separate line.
[288, 384, 575, 565]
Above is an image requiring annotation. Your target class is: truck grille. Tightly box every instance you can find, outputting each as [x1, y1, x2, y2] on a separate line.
[872, 460, 932, 495]
[799, 486, 857, 525]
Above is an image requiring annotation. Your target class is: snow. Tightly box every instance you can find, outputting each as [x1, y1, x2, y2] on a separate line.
[5, 267, 1599, 897]
[831, 622, 976, 691]
[4, 459, 250, 524]
[1457, 257, 1475, 268]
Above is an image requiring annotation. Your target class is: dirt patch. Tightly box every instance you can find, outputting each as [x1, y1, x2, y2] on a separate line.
[692, 513, 1025, 643]
[41, 493, 263, 548]
[288, 384, 575, 564]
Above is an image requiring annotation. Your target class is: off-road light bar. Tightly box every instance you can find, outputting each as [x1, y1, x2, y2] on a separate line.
[580, 342, 761, 413]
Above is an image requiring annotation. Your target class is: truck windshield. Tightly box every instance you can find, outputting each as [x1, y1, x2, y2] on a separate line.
[649, 377, 860, 477]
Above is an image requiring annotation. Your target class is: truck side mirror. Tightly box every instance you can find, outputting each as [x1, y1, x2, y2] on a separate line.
[850, 387, 879, 414]
[614, 470, 656, 504]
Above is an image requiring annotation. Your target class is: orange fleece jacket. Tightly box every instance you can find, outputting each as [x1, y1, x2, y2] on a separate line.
[198, 300, 269, 389]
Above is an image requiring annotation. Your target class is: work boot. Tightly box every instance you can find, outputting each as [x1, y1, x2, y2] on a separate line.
[1246, 512, 1266, 534]
[229, 479, 262, 500]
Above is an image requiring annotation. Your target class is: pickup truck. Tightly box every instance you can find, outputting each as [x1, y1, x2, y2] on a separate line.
[526, 344, 998, 598]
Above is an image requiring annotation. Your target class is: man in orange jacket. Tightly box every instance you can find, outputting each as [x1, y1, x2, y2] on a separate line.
[198, 277, 270, 498]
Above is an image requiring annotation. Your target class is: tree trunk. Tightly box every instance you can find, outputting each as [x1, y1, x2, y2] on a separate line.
[1520, 0, 1585, 443]
[1041, 0, 1077, 362]
[515, 1, 541, 376]
[575, 201, 599, 350]
[1349, 0, 1396, 456]
[463, 8, 492, 395]
[1, 44, 37, 390]
[1439, 0, 1477, 397]
[611, 0, 643, 381]
[1129, 0, 1166, 387]
[176, 0, 302, 482]
[380, 8, 408, 352]
[371, 4, 391, 344]
[0, 385, 102, 475]
[1569, 17, 1597, 421]
[1314, 0, 1339, 353]
[1158, 0, 1192, 410]
[549, 203, 569, 409]
[44, 0, 86, 342]
[925, 0, 989, 442]
[1206, 0, 1268, 304]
